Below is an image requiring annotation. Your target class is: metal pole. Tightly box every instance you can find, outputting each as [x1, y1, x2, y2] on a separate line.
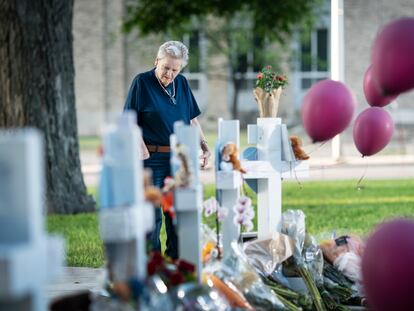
[330, 0, 344, 160]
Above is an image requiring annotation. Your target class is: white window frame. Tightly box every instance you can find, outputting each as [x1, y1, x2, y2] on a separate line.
[182, 31, 208, 111]
[292, 10, 331, 110]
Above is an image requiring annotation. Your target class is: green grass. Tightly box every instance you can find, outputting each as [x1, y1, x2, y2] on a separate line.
[204, 129, 249, 151]
[47, 213, 104, 268]
[79, 136, 101, 151]
[47, 179, 414, 267]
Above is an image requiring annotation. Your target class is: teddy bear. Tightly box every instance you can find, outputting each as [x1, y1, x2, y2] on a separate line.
[220, 142, 246, 173]
[289, 136, 309, 160]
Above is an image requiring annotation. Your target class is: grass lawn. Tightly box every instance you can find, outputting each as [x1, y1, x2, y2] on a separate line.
[79, 130, 244, 154]
[47, 179, 414, 267]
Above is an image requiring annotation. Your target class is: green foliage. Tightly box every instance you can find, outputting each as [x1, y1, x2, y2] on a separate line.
[123, 0, 323, 118]
[79, 136, 101, 151]
[47, 213, 104, 268]
[204, 179, 414, 237]
[256, 65, 288, 92]
[124, 0, 322, 44]
[49, 179, 414, 267]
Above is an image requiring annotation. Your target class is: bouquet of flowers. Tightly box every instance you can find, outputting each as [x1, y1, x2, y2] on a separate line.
[254, 65, 288, 118]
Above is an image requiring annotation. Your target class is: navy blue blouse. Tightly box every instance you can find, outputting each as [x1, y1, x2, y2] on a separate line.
[124, 68, 201, 146]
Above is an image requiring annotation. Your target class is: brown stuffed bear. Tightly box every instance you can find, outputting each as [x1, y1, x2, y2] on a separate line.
[290, 136, 309, 160]
[143, 169, 162, 205]
[220, 143, 246, 173]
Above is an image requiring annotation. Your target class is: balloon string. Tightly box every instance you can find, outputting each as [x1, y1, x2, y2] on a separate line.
[290, 162, 303, 189]
[355, 156, 368, 190]
[305, 140, 328, 156]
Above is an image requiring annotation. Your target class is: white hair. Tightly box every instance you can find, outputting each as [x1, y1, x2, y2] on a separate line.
[157, 41, 189, 68]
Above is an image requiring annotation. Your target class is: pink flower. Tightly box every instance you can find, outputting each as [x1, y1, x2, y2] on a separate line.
[244, 207, 255, 219]
[233, 195, 254, 224]
[233, 203, 247, 214]
[256, 66, 288, 92]
[203, 197, 218, 217]
[238, 196, 252, 207]
[217, 207, 228, 221]
[233, 213, 248, 225]
[243, 220, 254, 232]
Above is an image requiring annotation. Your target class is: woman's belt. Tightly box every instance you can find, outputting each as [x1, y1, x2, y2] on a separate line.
[146, 145, 171, 153]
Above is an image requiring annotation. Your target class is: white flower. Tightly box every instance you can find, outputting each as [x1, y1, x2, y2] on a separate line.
[233, 203, 247, 214]
[243, 220, 254, 232]
[217, 207, 228, 221]
[233, 201, 254, 221]
[203, 197, 218, 218]
[243, 207, 255, 220]
[233, 213, 248, 225]
[238, 196, 252, 207]
[162, 176, 175, 192]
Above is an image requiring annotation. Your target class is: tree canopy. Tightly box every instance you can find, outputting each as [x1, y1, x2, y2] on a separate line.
[124, 0, 322, 44]
[124, 0, 324, 119]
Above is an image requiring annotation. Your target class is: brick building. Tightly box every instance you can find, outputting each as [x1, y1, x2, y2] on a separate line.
[73, 0, 414, 156]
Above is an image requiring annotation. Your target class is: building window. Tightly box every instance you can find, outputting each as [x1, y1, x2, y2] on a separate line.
[235, 35, 265, 91]
[299, 28, 329, 89]
[183, 31, 201, 74]
[293, 27, 330, 109]
[181, 30, 208, 109]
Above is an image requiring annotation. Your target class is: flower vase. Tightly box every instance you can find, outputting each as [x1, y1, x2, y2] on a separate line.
[253, 86, 282, 118]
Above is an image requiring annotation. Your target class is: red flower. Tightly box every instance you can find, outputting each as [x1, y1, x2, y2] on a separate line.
[147, 260, 158, 276]
[170, 271, 185, 286]
[175, 259, 196, 273]
[256, 66, 288, 92]
[161, 191, 176, 219]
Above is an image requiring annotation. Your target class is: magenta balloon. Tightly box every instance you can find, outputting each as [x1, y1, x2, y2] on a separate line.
[372, 17, 414, 95]
[363, 65, 397, 107]
[353, 107, 394, 156]
[301, 79, 356, 142]
[362, 219, 414, 311]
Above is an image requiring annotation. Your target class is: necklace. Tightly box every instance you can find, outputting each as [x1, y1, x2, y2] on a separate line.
[156, 75, 176, 105]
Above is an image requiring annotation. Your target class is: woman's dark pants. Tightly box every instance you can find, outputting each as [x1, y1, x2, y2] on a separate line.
[144, 153, 178, 259]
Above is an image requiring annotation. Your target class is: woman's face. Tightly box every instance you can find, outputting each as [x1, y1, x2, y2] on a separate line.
[155, 56, 182, 86]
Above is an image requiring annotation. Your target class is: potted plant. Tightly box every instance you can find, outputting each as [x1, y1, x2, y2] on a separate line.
[254, 65, 288, 118]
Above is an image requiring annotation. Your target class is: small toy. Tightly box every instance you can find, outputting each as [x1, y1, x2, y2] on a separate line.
[220, 142, 246, 173]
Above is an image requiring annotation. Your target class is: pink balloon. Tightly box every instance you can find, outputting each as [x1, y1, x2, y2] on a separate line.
[372, 17, 414, 95]
[353, 107, 394, 156]
[362, 219, 414, 311]
[301, 79, 356, 142]
[363, 65, 397, 107]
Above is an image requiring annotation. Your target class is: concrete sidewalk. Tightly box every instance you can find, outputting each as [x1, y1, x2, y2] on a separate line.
[82, 153, 414, 186]
[44, 267, 106, 307]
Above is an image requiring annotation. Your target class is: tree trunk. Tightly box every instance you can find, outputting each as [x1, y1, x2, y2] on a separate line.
[0, 0, 95, 214]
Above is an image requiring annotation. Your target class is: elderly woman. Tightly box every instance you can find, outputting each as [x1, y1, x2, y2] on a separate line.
[124, 41, 210, 259]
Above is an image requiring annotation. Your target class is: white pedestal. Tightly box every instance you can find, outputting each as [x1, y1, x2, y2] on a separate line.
[244, 118, 309, 238]
[99, 112, 151, 281]
[215, 119, 242, 255]
[0, 129, 63, 311]
[172, 122, 202, 282]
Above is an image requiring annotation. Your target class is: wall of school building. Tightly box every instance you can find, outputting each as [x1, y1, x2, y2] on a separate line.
[73, 0, 414, 156]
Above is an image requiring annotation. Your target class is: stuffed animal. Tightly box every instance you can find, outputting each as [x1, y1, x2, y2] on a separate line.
[289, 136, 309, 160]
[220, 142, 246, 173]
[143, 169, 162, 205]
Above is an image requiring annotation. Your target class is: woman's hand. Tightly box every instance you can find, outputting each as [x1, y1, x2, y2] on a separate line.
[200, 149, 211, 169]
